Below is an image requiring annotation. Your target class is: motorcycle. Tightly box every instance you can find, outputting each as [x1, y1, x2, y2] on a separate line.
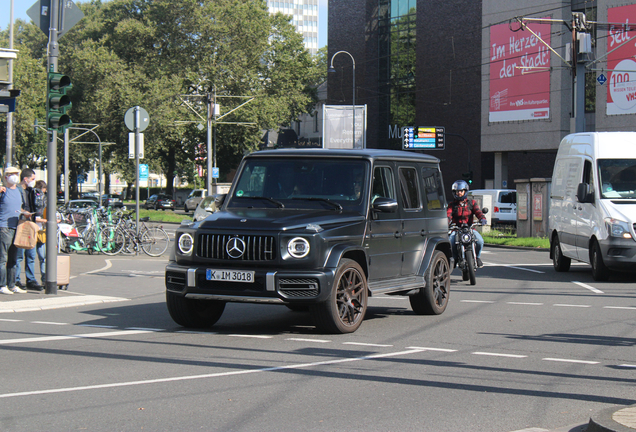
[449, 209, 488, 286]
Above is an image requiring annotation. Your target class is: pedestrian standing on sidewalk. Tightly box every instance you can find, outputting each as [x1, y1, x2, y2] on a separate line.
[0, 167, 28, 295]
[15, 168, 43, 291]
[34, 180, 47, 286]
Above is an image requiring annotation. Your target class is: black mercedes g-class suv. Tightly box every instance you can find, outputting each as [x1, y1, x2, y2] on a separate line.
[166, 148, 451, 333]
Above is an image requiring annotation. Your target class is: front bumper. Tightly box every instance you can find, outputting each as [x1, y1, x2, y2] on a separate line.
[599, 237, 636, 270]
[165, 263, 335, 304]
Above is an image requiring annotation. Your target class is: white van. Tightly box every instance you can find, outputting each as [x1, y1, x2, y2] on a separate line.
[549, 132, 636, 281]
[468, 189, 517, 225]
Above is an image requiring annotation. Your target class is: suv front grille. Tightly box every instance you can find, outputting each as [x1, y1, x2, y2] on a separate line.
[197, 234, 276, 261]
[278, 278, 319, 298]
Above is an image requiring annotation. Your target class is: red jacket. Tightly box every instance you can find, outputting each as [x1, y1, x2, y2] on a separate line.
[447, 198, 485, 226]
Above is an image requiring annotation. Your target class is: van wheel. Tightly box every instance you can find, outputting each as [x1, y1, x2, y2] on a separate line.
[311, 259, 367, 334]
[166, 291, 225, 328]
[552, 236, 571, 272]
[183, 204, 189, 213]
[590, 240, 610, 282]
[410, 251, 450, 315]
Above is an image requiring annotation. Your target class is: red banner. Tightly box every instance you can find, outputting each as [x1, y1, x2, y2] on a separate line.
[489, 20, 551, 122]
[607, 4, 636, 115]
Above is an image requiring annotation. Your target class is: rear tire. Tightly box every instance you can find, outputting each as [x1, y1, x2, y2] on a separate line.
[166, 291, 225, 328]
[590, 240, 610, 281]
[409, 250, 450, 315]
[552, 235, 571, 272]
[311, 259, 367, 334]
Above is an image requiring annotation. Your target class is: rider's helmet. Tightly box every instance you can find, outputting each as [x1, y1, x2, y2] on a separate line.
[451, 180, 469, 201]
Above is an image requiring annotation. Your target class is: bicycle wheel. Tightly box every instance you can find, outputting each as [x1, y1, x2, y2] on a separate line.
[100, 226, 126, 255]
[140, 227, 170, 257]
[120, 228, 137, 255]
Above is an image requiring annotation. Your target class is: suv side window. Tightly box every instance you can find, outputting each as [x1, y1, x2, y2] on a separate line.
[372, 166, 396, 201]
[421, 166, 446, 211]
[399, 167, 421, 210]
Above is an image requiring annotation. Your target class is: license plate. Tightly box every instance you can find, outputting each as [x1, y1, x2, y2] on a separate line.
[206, 269, 255, 283]
[499, 209, 511, 213]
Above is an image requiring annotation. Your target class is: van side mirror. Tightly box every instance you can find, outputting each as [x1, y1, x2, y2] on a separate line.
[576, 183, 594, 203]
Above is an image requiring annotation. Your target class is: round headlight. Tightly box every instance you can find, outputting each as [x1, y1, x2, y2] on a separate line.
[287, 237, 310, 258]
[178, 233, 194, 255]
[461, 233, 472, 244]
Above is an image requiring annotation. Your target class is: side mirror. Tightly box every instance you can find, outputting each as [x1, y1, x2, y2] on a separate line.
[482, 207, 489, 214]
[372, 197, 398, 213]
[215, 194, 227, 206]
[576, 183, 594, 203]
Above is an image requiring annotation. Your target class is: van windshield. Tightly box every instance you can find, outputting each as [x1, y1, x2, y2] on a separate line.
[598, 159, 636, 199]
[228, 158, 369, 212]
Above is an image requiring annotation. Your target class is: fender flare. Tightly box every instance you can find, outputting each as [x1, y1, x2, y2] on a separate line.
[418, 236, 452, 276]
[324, 244, 368, 277]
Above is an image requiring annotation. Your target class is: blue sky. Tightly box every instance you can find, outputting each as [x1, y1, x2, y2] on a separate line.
[1, 0, 328, 48]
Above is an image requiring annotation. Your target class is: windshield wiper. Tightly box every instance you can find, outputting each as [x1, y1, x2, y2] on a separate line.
[292, 197, 343, 210]
[235, 196, 285, 208]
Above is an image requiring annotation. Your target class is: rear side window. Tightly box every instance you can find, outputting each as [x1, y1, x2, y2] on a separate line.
[399, 167, 421, 210]
[421, 166, 446, 211]
[499, 192, 516, 204]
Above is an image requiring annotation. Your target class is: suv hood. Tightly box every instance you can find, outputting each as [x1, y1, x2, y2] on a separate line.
[197, 208, 365, 231]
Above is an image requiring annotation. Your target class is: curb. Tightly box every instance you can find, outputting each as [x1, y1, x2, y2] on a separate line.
[587, 405, 636, 432]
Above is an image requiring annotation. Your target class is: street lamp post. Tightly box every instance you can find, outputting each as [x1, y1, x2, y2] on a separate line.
[328, 50, 356, 148]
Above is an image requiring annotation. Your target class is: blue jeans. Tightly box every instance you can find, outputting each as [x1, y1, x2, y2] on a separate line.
[15, 246, 38, 285]
[36, 242, 46, 284]
[0, 227, 18, 288]
[450, 229, 484, 262]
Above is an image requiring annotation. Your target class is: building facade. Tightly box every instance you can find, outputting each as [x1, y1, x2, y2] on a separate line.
[267, 0, 320, 55]
[328, 0, 636, 197]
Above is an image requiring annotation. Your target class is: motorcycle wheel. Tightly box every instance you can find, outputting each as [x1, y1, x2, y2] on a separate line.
[465, 250, 477, 285]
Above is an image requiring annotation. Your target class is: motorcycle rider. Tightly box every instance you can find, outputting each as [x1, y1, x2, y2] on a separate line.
[447, 180, 487, 268]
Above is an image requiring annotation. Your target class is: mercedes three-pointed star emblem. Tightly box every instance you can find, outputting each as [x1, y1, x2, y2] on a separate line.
[226, 237, 246, 259]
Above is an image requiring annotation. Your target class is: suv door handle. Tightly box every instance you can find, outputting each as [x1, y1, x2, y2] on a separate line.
[394, 231, 402, 238]
[420, 229, 427, 236]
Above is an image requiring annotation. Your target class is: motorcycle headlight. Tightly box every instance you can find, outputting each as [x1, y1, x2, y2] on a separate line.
[177, 233, 194, 255]
[287, 237, 310, 258]
[605, 218, 633, 239]
[461, 233, 472, 243]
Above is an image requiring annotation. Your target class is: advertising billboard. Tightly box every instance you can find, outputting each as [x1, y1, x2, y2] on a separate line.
[489, 20, 551, 122]
[322, 105, 366, 149]
[607, 4, 636, 115]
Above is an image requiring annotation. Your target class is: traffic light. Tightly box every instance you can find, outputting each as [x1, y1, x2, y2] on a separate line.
[462, 171, 473, 185]
[47, 71, 72, 133]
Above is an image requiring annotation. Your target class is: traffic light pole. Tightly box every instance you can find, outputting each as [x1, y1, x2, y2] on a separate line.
[45, 0, 60, 295]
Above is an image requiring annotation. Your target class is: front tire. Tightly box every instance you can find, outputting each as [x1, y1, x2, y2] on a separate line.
[311, 259, 367, 334]
[552, 235, 571, 272]
[410, 250, 450, 315]
[590, 240, 610, 281]
[166, 291, 226, 328]
[465, 250, 476, 285]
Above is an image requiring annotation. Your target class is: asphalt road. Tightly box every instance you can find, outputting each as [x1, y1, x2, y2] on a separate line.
[1, 247, 635, 432]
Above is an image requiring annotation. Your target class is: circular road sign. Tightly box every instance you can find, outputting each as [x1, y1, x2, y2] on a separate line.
[124, 106, 150, 132]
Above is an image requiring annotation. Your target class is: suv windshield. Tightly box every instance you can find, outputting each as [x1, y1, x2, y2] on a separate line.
[599, 159, 636, 199]
[227, 157, 369, 212]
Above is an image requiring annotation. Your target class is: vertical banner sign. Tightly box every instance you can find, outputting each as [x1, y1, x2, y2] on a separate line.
[489, 19, 551, 122]
[607, 5, 636, 115]
[322, 105, 367, 149]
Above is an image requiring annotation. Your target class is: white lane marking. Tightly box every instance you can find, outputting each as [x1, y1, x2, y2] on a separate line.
[506, 302, 544, 306]
[0, 348, 426, 399]
[460, 300, 495, 304]
[542, 358, 599, 365]
[83, 259, 113, 275]
[0, 318, 22, 322]
[342, 342, 393, 348]
[604, 306, 636, 311]
[31, 321, 68, 326]
[573, 281, 604, 294]
[618, 364, 636, 368]
[125, 327, 165, 332]
[406, 346, 458, 352]
[0, 329, 155, 345]
[553, 304, 592, 308]
[77, 324, 118, 329]
[502, 265, 545, 274]
[228, 334, 273, 339]
[472, 352, 528, 358]
[286, 338, 331, 343]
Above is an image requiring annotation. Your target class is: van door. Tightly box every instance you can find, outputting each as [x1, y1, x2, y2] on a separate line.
[552, 157, 582, 259]
[575, 159, 596, 261]
[367, 164, 402, 280]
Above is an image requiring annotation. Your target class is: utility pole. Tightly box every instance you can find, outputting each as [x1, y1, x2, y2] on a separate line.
[5, 0, 14, 167]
